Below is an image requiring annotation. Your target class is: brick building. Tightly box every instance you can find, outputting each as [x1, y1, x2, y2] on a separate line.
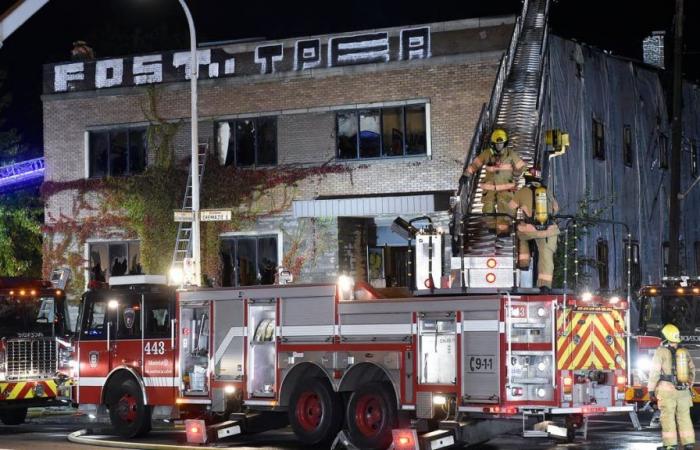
[41, 16, 514, 291]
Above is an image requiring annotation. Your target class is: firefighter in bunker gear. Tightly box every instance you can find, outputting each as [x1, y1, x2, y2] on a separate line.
[464, 128, 526, 235]
[648, 324, 695, 450]
[508, 167, 559, 290]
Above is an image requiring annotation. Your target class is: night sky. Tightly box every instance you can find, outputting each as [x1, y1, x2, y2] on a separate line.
[0, 0, 697, 158]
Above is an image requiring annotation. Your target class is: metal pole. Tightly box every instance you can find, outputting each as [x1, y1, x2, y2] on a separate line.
[178, 0, 201, 286]
[668, 0, 684, 276]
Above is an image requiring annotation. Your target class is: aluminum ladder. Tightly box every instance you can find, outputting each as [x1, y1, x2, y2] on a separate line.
[170, 142, 208, 272]
[457, 0, 551, 262]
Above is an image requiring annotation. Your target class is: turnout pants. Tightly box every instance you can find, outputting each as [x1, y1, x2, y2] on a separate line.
[516, 227, 558, 288]
[481, 190, 513, 233]
[657, 381, 695, 447]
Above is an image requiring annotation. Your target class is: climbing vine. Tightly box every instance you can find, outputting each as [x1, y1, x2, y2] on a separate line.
[41, 87, 354, 295]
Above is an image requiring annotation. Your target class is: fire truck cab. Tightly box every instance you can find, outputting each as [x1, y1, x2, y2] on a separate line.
[0, 277, 72, 425]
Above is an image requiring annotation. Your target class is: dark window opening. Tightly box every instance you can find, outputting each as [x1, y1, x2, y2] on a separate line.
[89, 128, 147, 178]
[695, 241, 700, 276]
[692, 140, 698, 178]
[220, 235, 278, 287]
[216, 117, 277, 167]
[623, 239, 641, 292]
[337, 105, 427, 159]
[597, 238, 609, 290]
[663, 241, 670, 276]
[623, 125, 633, 167]
[659, 134, 669, 169]
[593, 118, 605, 160]
[88, 241, 141, 282]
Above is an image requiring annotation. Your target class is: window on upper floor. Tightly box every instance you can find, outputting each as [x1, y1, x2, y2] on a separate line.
[88, 128, 147, 178]
[623, 125, 633, 167]
[691, 139, 698, 179]
[216, 117, 277, 167]
[592, 117, 605, 161]
[336, 104, 427, 160]
[220, 235, 278, 287]
[659, 133, 669, 170]
[597, 238, 609, 290]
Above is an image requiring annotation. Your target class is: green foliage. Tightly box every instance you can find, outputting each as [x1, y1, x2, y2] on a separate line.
[553, 190, 613, 289]
[0, 196, 42, 277]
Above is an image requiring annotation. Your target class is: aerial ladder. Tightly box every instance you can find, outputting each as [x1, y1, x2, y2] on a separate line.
[452, 0, 552, 289]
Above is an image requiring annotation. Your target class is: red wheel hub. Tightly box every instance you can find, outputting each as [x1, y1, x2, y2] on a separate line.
[295, 391, 323, 432]
[354, 394, 384, 437]
[116, 393, 138, 423]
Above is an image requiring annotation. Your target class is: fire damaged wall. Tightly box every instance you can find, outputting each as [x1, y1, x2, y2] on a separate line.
[543, 35, 700, 292]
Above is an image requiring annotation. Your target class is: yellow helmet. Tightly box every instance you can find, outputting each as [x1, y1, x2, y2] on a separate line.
[661, 323, 681, 343]
[490, 128, 508, 145]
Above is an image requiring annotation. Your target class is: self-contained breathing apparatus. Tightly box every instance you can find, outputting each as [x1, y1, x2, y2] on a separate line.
[660, 345, 692, 390]
[524, 168, 553, 231]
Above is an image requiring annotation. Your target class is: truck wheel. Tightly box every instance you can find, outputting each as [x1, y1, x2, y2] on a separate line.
[0, 407, 27, 425]
[346, 382, 397, 450]
[288, 377, 343, 445]
[108, 378, 151, 438]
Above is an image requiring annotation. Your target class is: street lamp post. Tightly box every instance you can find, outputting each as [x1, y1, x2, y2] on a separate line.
[178, 0, 201, 286]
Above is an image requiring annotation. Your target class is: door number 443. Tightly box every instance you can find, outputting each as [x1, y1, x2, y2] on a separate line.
[144, 341, 166, 355]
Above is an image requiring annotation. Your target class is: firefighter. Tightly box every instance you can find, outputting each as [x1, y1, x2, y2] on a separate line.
[508, 167, 558, 292]
[648, 323, 695, 450]
[462, 128, 526, 235]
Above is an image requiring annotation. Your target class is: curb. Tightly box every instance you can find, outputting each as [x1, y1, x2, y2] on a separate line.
[67, 429, 227, 450]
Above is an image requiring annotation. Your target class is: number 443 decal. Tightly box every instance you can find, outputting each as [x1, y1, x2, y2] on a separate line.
[144, 341, 166, 355]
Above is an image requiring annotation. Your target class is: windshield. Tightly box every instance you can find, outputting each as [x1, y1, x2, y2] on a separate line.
[0, 295, 66, 337]
[639, 295, 700, 335]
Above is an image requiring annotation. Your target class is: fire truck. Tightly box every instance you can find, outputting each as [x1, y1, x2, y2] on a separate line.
[0, 277, 73, 425]
[72, 240, 633, 449]
[626, 277, 700, 411]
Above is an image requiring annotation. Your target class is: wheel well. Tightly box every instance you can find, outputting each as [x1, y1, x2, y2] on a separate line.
[338, 362, 399, 407]
[279, 362, 333, 407]
[101, 368, 148, 406]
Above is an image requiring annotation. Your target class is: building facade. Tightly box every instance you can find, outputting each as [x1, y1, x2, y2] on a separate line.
[41, 17, 514, 292]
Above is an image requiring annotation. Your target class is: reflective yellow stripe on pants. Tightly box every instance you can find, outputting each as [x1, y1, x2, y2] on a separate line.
[658, 381, 695, 447]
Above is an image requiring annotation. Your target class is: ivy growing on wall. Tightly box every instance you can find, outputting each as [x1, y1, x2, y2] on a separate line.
[41, 87, 354, 295]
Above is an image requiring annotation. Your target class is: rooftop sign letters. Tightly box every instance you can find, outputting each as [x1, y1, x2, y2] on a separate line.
[48, 26, 431, 94]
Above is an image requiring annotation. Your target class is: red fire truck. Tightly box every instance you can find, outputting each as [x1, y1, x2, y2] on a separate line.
[72, 268, 633, 448]
[0, 278, 73, 425]
[626, 277, 700, 411]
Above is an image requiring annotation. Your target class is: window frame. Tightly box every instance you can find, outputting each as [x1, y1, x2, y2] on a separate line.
[592, 117, 605, 161]
[336, 104, 428, 160]
[659, 133, 669, 170]
[220, 234, 280, 287]
[596, 238, 609, 290]
[623, 125, 633, 167]
[691, 139, 698, 179]
[88, 127, 148, 178]
[623, 238, 641, 292]
[216, 116, 278, 168]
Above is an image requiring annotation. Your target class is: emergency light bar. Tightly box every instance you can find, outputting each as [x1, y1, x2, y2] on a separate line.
[0, 157, 44, 192]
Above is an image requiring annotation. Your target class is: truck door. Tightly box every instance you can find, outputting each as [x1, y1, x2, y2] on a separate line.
[142, 293, 176, 404]
[76, 292, 116, 404]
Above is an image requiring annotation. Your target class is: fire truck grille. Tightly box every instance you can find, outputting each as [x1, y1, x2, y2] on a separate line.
[5, 338, 57, 380]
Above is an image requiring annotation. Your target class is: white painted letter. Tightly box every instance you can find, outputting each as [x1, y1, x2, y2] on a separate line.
[54, 62, 84, 92]
[95, 58, 124, 89]
[133, 55, 163, 85]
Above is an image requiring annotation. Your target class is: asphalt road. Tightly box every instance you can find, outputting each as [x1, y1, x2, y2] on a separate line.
[0, 411, 690, 450]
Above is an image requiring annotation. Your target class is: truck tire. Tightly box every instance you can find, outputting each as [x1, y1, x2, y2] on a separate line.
[107, 378, 151, 438]
[288, 377, 343, 445]
[0, 407, 27, 425]
[346, 382, 397, 450]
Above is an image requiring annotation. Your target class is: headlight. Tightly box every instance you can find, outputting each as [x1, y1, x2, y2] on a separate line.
[637, 355, 651, 372]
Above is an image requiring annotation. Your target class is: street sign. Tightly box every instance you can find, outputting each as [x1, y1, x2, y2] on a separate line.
[174, 210, 195, 222]
[200, 209, 232, 222]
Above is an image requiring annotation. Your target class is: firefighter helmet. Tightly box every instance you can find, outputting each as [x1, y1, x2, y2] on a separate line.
[661, 323, 681, 343]
[489, 128, 509, 152]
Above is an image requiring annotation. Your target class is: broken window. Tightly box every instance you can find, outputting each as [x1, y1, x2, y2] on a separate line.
[216, 117, 277, 167]
[220, 235, 278, 287]
[592, 117, 605, 161]
[337, 105, 427, 159]
[623, 125, 633, 167]
[89, 128, 147, 178]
